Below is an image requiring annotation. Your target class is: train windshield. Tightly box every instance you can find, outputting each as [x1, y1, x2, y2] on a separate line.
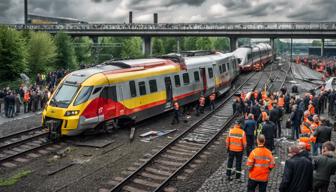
[50, 84, 79, 108]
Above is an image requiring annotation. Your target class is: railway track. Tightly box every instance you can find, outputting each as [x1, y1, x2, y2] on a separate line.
[0, 126, 52, 164]
[108, 62, 283, 192]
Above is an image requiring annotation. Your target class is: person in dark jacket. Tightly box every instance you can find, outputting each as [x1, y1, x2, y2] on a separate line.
[261, 116, 275, 151]
[313, 141, 336, 192]
[284, 93, 291, 113]
[290, 105, 303, 140]
[269, 103, 282, 138]
[7, 92, 16, 118]
[314, 118, 332, 154]
[244, 114, 257, 156]
[232, 97, 244, 115]
[328, 90, 335, 115]
[251, 102, 261, 122]
[279, 144, 313, 192]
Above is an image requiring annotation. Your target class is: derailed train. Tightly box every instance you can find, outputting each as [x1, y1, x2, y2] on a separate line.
[42, 43, 273, 136]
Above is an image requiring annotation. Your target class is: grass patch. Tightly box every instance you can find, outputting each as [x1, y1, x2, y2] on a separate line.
[0, 170, 32, 187]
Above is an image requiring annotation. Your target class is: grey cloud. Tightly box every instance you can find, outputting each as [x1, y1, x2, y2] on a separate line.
[243, 3, 275, 17]
[223, 0, 251, 9]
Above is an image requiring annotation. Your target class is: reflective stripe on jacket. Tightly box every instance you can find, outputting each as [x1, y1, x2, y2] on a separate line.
[246, 145, 275, 182]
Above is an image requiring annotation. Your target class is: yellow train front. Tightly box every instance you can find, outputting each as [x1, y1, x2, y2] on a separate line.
[42, 54, 240, 137]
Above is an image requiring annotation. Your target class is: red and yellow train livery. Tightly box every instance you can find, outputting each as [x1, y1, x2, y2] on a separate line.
[42, 53, 239, 136]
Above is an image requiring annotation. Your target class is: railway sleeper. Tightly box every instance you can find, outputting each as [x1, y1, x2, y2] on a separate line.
[174, 143, 200, 151]
[161, 154, 190, 161]
[145, 167, 172, 177]
[123, 185, 148, 192]
[155, 159, 184, 167]
[170, 146, 196, 153]
[166, 149, 193, 156]
[140, 171, 167, 181]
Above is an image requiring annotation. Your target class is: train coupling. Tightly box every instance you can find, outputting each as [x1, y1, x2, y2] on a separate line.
[45, 120, 62, 143]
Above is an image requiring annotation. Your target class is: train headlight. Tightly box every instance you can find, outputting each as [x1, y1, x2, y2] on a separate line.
[64, 110, 80, 116]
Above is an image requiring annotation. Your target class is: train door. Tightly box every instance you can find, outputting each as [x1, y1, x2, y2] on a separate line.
[164, 77, 173, 107]
[98, 86, 117, 121]
[200, 68, 207, 94]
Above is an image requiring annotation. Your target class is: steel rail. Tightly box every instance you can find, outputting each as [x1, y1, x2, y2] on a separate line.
[110, 70, 263, 192]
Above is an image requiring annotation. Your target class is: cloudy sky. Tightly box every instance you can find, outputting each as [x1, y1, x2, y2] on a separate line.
[0, 0, 334, 24]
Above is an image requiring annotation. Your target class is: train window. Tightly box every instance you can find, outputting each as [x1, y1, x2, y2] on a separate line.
[183, 73, 190, 84]
[208, 68, 213, 78]
[149, 79, 158, 93]
[237, 58, 241, 64]
[74, 86, 93, 106]
[139, 81, 146, 96]
[227, 63, 230, 71]
[109, 86, 117, 101]
[222, 64, 227, 72]
[194, 71, 200, 82]
[219, 65, 222, 73]
[174, 75, 181, 87]
[129, 81, 137, 97]
[248, 53, 252, 60]
[92, 87, 102, 95]
[100, 86, 117, 101]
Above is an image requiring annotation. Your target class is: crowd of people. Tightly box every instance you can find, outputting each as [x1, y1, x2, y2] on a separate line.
[0, 69, 67, 118]
[225, 85, 336, 191]
[295, 55, 336, 78]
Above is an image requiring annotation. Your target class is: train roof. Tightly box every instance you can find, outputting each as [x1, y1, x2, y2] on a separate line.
[184, 52, 235, 69]
[64, 58, 182, 85]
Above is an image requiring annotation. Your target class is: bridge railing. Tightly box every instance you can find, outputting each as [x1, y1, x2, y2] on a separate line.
[7, 22, 336, 31]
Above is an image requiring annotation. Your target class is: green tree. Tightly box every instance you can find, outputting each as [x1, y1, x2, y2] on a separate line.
[213, 37, 230, 52]
[54, 32, 77, 70]
[120, 37, 143, 59]
[152, 38, 165, 56]
[0, 27, 27, 81]
[74, 37, 93, 66]
[196, 37, 213, 50]
[27, 32, 57, 75]
[184, 37, 198, 50]
[312, 40, 322, 47]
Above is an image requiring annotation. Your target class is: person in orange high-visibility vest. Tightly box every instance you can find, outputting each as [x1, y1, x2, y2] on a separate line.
[226, 120, 247, 181]
[23, 91, 30, 113]
[308, 101, 315, 115]
[299, 111, 313, 151]
[278, 95, 285, 109]
[209, 91, 216, 110]
[246, 134, 275, 192]
[171, 101, 180, 125]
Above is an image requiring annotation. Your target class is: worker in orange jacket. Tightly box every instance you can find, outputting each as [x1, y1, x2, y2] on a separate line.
[299, 111, 313, 151]
[308, 101, 315, 115]
[246, 134, 275, 192]
[278, 95, 285, 109]
[226, 120, 247, 181]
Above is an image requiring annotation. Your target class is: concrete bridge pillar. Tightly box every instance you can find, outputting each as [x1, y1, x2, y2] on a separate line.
[321, 38, 325, 57]
[230, 37, 238, 52]
[270, 37, 276, 59]
[142, 36, 152, 57]
[91, 36, 99, 44]
[176, 37, 181, 53]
